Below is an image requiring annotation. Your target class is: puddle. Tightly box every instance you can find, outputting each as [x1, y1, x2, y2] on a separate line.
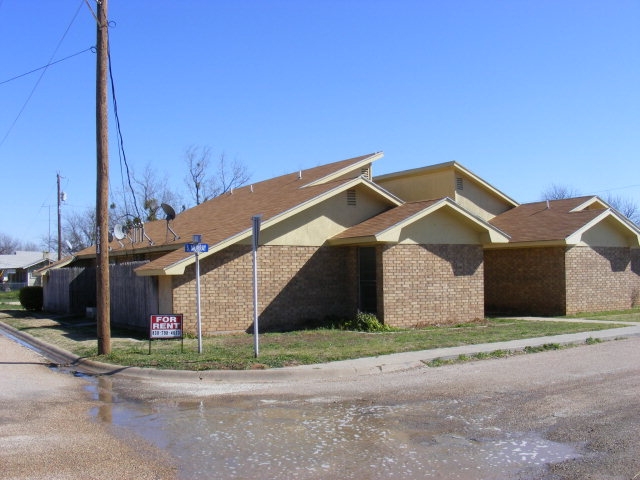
[3, 329, 581, 479]
[87, 390, 582, 479]
[4, 329, 579, 480]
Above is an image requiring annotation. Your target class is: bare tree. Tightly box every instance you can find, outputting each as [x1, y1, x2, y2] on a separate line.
[605, 194, 640, 226]
[0, 233, 20, 254]
[22, 241, 40, 251]
[63, 208, 97, 254]
[0, 233, 41, 254]
[184, 146, 251, 206]
[541, 183, 581, 200]
[541, 184, 639, 226]
[111, 163, 183, 225]
[213, 153, 251, 196]
[184, 145, 212, 205]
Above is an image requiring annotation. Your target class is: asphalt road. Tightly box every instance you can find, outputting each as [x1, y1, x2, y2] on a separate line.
[1, 330, 639, 479]
[0, 334, 177, 479]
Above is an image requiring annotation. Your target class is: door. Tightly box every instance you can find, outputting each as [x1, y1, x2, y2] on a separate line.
[359, 247, 377, 313]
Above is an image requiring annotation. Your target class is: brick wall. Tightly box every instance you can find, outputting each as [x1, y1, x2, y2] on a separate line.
[484, 247, 566, 316]
[484, 246, 640, 316]
[566, 246, 640, 314]
[380, 244, 485, 327]
[172, 245, 357, 334]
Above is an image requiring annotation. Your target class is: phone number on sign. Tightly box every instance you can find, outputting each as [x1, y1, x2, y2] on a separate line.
[151, 330, 182, 338]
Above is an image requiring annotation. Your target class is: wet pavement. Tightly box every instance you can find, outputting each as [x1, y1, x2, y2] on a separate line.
[85, 384, 583, 479]
[80, 336, 640, 479]
[2, 320, 640, 479]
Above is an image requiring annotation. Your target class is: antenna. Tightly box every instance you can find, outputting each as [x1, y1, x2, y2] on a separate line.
[140, 223, 154, 245]
[161, 203, 180, 241]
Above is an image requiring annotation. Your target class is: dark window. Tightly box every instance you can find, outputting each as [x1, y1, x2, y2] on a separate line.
[359, 247, 377, 313]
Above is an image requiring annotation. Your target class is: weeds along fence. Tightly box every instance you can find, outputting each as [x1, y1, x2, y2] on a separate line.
[43, 261, 158, 331]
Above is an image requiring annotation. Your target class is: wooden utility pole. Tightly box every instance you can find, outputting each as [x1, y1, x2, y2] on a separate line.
[96, 0, 111, 355]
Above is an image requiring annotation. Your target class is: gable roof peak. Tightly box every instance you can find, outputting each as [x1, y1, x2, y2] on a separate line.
[300, 151, 382, 187]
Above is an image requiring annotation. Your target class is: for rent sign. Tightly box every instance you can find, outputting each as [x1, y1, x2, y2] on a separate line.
[149, 314, 183, 339]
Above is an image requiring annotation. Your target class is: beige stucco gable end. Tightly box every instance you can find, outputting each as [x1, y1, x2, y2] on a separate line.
[567, 210, 640, 247]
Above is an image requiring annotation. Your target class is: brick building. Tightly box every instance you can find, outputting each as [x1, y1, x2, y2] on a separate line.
[41, 153, 640, 333]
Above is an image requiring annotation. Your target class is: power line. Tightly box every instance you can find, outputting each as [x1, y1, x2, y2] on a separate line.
[107, 42, 142, 222]
[0, 0, 85, 148]
[0, 47, 94, 86]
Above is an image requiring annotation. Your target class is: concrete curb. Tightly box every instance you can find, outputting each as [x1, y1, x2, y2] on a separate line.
[1, 318, 639, 383]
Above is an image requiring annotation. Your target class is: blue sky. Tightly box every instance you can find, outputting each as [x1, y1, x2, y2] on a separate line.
[1, 0, 638, 246]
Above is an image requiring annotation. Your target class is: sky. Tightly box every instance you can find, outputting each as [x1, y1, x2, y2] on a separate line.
[1, 0, 639, 247]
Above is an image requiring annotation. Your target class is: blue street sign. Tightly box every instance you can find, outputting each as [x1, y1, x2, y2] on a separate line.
[185, 243, 209, 253]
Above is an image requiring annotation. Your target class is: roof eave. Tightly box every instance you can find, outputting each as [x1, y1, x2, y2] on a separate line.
[374, 161, 519, 208]
[565, 209, 640, 247]
[569, 196, 608, 212]
[302, 152, 384, 187]
[35, 256, 76, 275]
[484, 239, 569, 249]
[327, 235, 380, 246]
[377, 197, 510, 244]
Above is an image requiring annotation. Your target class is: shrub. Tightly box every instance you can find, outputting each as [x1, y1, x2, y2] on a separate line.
[342, 311, 391, 333]
[19, 286, 43, 311]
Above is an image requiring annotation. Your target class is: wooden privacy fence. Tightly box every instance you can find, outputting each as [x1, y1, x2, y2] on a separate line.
[43, 261, 158, 331]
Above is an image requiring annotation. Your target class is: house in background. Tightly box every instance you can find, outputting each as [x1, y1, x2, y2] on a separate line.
[39, 153, 640, 333]
[0, 251, 52, 290]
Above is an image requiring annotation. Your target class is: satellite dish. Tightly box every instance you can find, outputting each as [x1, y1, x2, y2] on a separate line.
[113, 224, 128, 247]
[161, 203, 176, 221]
[160, 203, 180, 241]
[114, 224, 126, 240]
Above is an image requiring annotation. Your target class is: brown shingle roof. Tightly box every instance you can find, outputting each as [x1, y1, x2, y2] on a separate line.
[331, 198, 510, 245]
[74, 153, 389, 273]
[489, 196, 605, 243]
[332, 200, 439, 240]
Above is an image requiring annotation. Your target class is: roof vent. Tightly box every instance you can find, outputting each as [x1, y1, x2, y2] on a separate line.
[347, 189, 357, 206]
[456, 177, 464, 191]
[360, 167, 370, 179]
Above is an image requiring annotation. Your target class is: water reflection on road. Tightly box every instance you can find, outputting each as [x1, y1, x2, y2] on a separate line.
[87, 376, 579, 479]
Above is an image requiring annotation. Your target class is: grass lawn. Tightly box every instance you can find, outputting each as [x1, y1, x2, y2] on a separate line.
[571, 308, 640, 323]
[0, 290, 22, 310]
[0, 309, 634, 370]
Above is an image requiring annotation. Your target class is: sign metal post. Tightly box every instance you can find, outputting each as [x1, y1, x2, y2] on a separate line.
[185, 235, 207, 354]
[252, 215, 262, 358]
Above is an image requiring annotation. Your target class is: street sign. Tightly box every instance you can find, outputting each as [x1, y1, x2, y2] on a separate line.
[185, 243, 209, 253]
